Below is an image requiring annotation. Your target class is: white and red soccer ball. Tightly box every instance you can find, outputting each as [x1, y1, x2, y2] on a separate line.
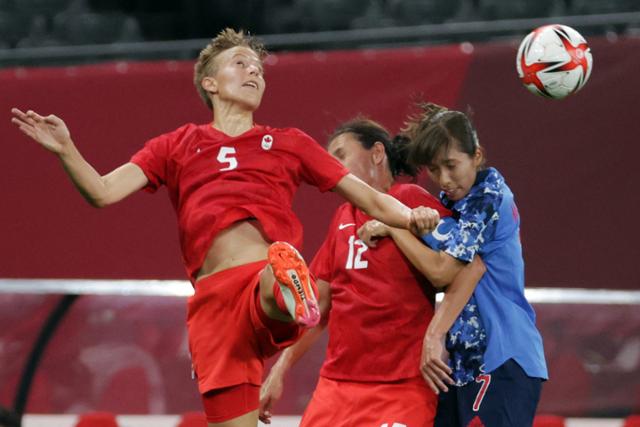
[516, 24, 593, 99]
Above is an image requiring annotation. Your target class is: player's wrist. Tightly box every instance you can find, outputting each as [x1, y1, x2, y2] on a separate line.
[388, 226, 402, 239]
[405, 211, 413, 231]
[56, 139, 76, 160]
[273, 353, 294, 374]
[424, 327, 445, 341]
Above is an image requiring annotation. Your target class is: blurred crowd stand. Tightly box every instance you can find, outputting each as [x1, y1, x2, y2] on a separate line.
[0, 0, 638, 49]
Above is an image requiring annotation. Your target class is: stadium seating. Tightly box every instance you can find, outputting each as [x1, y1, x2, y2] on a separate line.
[53, 11, 136, 45]
[0, 11, 31, 47]
[391, 0, 461, 24]
[14, 0, 72, 17]
[16, 14, 62, 48]
[0, 0, 637, 49]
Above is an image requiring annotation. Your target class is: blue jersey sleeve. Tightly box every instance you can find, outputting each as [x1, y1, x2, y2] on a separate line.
[422, 174, 503, 263]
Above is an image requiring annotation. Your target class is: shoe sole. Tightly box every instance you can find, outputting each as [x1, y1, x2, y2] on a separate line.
[268, 242, 320, 328]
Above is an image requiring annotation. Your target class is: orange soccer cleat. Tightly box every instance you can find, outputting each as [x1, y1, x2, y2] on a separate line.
[268, 241, 320, 328]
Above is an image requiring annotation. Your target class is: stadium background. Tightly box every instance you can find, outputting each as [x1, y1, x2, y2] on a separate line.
[1, 0, 640, 424]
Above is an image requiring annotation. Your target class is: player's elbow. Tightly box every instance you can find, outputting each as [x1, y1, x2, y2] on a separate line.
[86, 197, 107, 208]
[88, 178, 124, 208]
[420, 261, 455, 288]
[429, 272, 450, 288]
[86, 191, 115, 208]
[470, 257, 487, 277]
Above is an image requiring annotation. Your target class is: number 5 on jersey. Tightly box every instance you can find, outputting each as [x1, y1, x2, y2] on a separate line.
[217, 146, 238, 171]
[346, 235, 368, 270]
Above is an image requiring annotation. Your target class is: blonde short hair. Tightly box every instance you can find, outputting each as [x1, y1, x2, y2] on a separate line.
[193, 28, 268, 110]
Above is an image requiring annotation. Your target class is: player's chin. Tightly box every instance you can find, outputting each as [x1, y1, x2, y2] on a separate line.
[240, 97, 262, 112]
[237, 91, 264, 110]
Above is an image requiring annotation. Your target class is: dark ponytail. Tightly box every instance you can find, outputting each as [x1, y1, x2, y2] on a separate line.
[387, 133, 419, 178]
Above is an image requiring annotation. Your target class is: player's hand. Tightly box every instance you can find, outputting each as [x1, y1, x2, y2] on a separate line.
[358, 220, 390, 248]
[259, 369, 285, 424]
[409, 206, 440, 236]
[11, 108, 72, 155]
[420, 332, 454, 394]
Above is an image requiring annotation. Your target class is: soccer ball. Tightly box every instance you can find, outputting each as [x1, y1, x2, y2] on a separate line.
[516, 24, 593, 99]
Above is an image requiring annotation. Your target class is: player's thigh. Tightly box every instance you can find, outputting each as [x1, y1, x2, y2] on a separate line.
[201, 383, 260, 426]
[459, 360, 542, 427]
[434, 387, 460, 427]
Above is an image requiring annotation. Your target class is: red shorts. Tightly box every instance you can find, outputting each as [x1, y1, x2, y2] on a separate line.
[201, 383, 260, 423]
[187, 260, 301, 395]
[300, 376, 437, 427]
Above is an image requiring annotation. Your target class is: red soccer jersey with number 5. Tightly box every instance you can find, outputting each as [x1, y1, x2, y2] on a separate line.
[310, 183, 451, 382]
[130, 123, 349, 283]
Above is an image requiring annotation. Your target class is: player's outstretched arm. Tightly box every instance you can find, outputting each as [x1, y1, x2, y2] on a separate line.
[259, 280, 331, 424]
[334, 173, 439, 235]
[358, 220, 460, 287]
[420, 257, 486, 394]
[11, 108, 148, 207]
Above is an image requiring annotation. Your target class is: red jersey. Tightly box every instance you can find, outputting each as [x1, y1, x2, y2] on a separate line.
[131, 124, 348, 283]
[310, 183, 451, 382]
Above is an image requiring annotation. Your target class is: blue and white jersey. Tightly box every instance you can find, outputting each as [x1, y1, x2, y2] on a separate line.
[423, 167, 548, 386]
[446, 294, 487, 385]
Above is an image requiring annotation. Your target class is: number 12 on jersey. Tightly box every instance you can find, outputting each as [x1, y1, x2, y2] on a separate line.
[345, 235, 368, 270]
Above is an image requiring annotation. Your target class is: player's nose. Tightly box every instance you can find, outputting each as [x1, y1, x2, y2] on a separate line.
[438, 170, 451, 187]
[248, 63, 261, 76]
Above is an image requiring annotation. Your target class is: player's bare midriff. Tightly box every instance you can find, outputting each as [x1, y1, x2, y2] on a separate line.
[195, 219, 270, 282]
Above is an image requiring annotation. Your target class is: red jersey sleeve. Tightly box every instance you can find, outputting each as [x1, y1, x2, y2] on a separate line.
[395, 183, 452, 218]
[130, 124, 192, 193]
[310, 236, 334, 283]
[309, 208, 343, 282]
[289, 129, 349, 192]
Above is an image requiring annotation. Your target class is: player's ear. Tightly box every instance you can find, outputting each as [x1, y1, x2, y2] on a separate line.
[201, 76, 218, 96]
[473, 145, 484, 168]
[372, 141, 386, 165]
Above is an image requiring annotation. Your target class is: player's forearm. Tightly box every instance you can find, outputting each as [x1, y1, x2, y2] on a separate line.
[367, 191, 412, 229]
[389, 228, 460, 286]
[272, 280, 330, 375]
[426, 257, 486, 339]
[58, 142, 111, 207]
[334, 174, 410, 229]
[346, 186, 411, 229]
[271, 324, 326, 375]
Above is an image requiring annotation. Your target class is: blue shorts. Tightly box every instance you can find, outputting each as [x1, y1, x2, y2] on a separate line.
[434, 359, 543, 427]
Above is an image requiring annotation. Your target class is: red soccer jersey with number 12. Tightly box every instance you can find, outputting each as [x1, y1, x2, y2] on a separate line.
[311, 183, 451, 382]
[130, 123, 349, 283]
